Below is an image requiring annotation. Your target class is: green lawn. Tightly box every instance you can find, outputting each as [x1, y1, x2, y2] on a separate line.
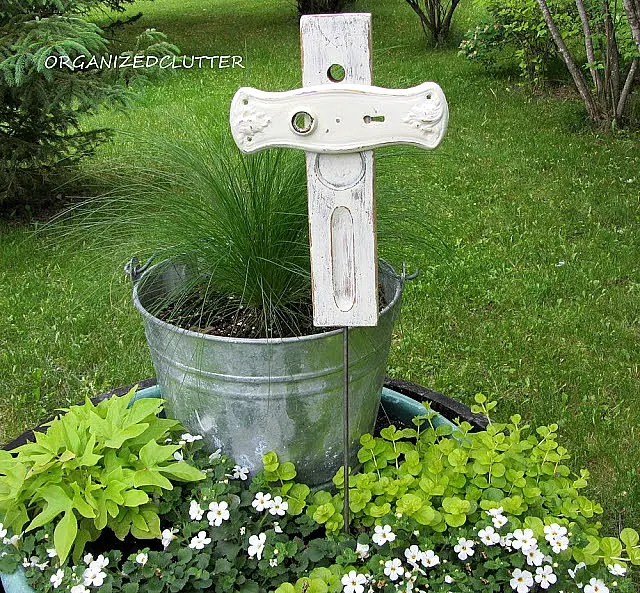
[1, 0, 639, 538]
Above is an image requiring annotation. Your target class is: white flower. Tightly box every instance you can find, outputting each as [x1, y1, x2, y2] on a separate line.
[487, 507, 504, 517]
[535, 566, 557, 589]
[83, 565, 107, 587]
[173, 450, 184, 462]
[273, 522, 283, 534]
[404, 545, 422, 566]
[240, 526, 246, 536]
[50, 568, 65, 588]
[453, 537, 475, 561]
[510, 568, 534, 593]
[83, 553, 93, 565]
[584, 578, 609, 593]
[207, 501, 231, 527]
[161, 527, 178, 549]
[422, 549, 439, 568]
[181, 433, 203, 443]
[372, 524, 396, 546]
[189, 530, 212, 550]
[232, 465, 249, 480]
[525, 547, 545, 567]
[607, 563, 626, 577]
[500, 533, 514, 549]
[550, 535, 569, 553]
[384, 558, 404, 581]
[444, 575, 453, 584]
[341, 570, 367, 593]
[0, 524, 6, 539]
[356, 543, 370, 560]
[135, 552, 148, 566]
[248, 533, 267, 560]
[46, 548, 57, 558]
[189, 500, 204, 521]
[492, 514, 508, 528]
[252, 492, 273, 512]
[568, 562, 586, 583]
[511, 529, 537, 552]
[3, 534, 20, 546]
[208, 448, 222, 461]
[270, 558, 278, 567]
[90, 554, 109, 569]
[269, 496, 288, 516]
[70, 586, 90, 593]
[478, 525, 500, 546]
[543, 523, 567, 541]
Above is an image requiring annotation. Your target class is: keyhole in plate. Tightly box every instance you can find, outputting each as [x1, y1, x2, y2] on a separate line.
[291, 111, 314, 134]
[327, 63, 346, 82]
[363, 115, 385, 123]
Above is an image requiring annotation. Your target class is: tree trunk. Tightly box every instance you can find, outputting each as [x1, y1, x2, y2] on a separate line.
[536, 0, 600, 123]
[623, 0, 640, 52]
[575, 0, 601, 95]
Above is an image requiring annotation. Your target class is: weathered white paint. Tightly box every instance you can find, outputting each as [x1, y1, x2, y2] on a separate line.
[228, 13, 448, 327]
[301, 13, 378, 326]
[230, 82, 449, 154]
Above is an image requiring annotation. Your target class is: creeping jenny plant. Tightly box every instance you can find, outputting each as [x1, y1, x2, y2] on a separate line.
[0, 388, 204, 564]
[0, 395, 638, 593]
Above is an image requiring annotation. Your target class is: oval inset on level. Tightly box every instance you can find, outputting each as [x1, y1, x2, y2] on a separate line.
[331, 206, 356, 312]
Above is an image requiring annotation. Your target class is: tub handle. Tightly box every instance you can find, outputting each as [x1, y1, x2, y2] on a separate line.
[401, 263, 419, 282]
[124, 255, 155, 284]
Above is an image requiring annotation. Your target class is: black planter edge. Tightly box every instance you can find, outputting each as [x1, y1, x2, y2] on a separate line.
[1, 377, 487, 452]
[383, 377, 488, 432]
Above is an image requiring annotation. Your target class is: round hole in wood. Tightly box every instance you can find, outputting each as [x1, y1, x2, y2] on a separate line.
[327, 63, 346, 82]
[291, 111, 314, 134]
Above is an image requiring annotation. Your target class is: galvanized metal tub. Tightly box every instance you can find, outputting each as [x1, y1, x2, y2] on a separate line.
[132, 260, 403, 486]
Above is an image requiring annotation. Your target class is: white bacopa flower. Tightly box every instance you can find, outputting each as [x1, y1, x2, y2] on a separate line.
[584, 578, 609, 593]
[46, 548, 57, 558]
[173, 450, 184, 462]
[181, 433, 203, 443]
[444, 575, 453, 584]
[535, 565, 557, 589]
[487, 507, 504, 517]
[50, 568, 64, 589]
[510, 568, 534, 593]
[525, 547, 545, 567]
[0, 524, 6, 539]
[4, 534, 20, 546]
[356, 542, 370, 559]
[492, 514, 508, 529]
[500, 533, 514, 549]
[550, 535, 569, 554]
[453, 538, 475, 561]
[240, 526, 246, 536]
[135, 552, 148, 566]
[383, 558, 404, 581]
[372, 524, 396, 546]
[478, 525, 500, 546]
[422, 549, 440, 568]
[232, 465, 250, 480]
[189, 531, 212, 550]
[70, 586, 90, 593]
[189, 500, 204, 521]
[161, 527, 178, 549]
[83, 565, 107, 587]
[207, 501, 231, 527]
[83, 553, 93, 565]
[270, 558, 278, 567]
[269, 496, 288, 516]
[607, 563, 626, 577]
[90, 554, 109, 569]
[511, 528, 537, 552]
[568, 562, 586, 582]
[404, 545, 422, 566]
[252, 492, 273, 512]
[341, 570, 367, 593]
[273, 522, 283, 533]
[543, 523, 567, 541]
[248, 533, 267, 560]
[208, 448, 222, 461]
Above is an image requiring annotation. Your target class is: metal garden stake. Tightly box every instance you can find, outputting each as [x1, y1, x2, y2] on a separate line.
[230, 13, 449, 533]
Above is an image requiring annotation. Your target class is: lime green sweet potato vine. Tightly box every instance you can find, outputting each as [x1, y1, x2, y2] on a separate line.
[0, 387, 205, 563]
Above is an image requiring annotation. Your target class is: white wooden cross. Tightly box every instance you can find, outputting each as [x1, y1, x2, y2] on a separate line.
[229, 13, 448, 327]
